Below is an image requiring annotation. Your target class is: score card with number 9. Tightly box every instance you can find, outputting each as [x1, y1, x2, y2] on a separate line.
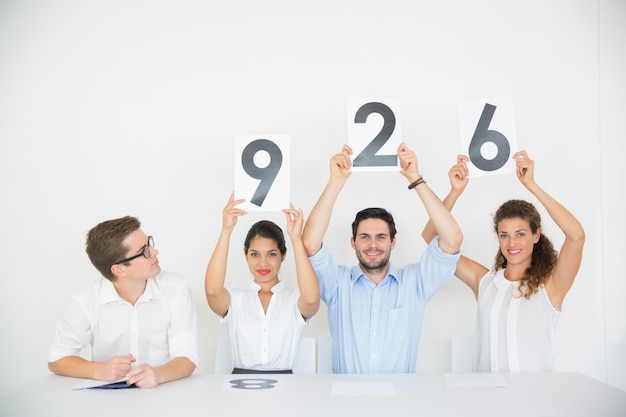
[234, 135, 290, 212]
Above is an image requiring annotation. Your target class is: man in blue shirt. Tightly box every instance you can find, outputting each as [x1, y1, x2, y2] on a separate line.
[302, 143, 463, 373]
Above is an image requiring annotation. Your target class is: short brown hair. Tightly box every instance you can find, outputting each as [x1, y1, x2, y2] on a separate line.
[351, 208, 397, 240]
[85, 216, 141, 281]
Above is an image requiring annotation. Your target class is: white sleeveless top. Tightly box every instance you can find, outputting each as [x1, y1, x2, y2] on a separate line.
[475, 269, 560, 372]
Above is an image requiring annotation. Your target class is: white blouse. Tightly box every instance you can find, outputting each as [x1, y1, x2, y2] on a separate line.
[219, 281, 308, 371]
[475, 269, 560, 372]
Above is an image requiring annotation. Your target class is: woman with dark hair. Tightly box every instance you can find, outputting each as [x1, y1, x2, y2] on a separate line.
[205, 193, 320, 374]
[423, 151, 585, 372]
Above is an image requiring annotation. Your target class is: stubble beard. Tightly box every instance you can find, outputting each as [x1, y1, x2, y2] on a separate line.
[356, 251, 390, 275]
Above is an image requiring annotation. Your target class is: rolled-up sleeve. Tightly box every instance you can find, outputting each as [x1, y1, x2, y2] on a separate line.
[308, 243, 345, 305]
[166, 278, 200, 367]
[416, 236, 461, 302]
[48, 294, 93, 363]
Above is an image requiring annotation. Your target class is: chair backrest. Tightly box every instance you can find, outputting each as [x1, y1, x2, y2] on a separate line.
[316, 334, 333, 374]
[214, 336, 233, 374]
[214, 336, 316, 374]
[451, 334, 474, 373]
[293, 337, 316, 374]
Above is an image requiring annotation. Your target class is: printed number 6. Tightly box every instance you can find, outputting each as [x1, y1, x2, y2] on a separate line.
[468, 103, 510, 171]
[353, 102, 397, 167]
[241, 139, 282, 207]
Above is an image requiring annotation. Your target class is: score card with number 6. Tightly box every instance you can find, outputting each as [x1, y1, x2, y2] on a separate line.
[459, 95, 518, 178]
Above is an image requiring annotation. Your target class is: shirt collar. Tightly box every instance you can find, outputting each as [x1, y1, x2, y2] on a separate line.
[97, 274, 163, 305]
[493, 269, 521, 291]
[249, 280, 285, 294]
[350, 264, 400, 285]
[98, 277, 120, 305]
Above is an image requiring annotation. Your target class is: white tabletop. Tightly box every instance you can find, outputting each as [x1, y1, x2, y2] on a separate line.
[1, 372, 625, 417]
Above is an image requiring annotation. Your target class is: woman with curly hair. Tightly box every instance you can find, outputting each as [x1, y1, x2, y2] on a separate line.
[423, 151, 585, 372]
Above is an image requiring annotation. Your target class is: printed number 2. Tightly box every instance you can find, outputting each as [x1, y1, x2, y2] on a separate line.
[241, 139, 282, 207]
[353, 102, 397, 167]
[468, 103, 510, 171]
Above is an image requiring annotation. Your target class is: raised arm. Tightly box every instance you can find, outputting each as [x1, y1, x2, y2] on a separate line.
[514, 151, 585, 308]
[398, 143, 463, 255]
[204, 192, 246, 317]
[283, 203, 320, 319]
[422, 155, 470, 243]
[301, 145, 353, 256]
[419, 154, 487, 296]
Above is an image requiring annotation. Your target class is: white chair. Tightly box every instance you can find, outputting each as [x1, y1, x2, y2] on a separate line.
[214, 336, 234, 374]
[451, 334, 474, 373]
[293, 336, 316, 374]
[214, 336, 316, 374]
[316, 334, 333, 374]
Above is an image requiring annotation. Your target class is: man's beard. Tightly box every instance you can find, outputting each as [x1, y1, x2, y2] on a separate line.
[356, 250, 390, 274]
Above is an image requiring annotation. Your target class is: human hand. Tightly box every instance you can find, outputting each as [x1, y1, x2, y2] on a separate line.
[98, 354, 136, 382]
[397, 142, 420, 182]
[222, 191, 247, 232]
[126, 363, 160, 389]
[329, 145, 353, 181]
[513, 150, 536, 187]
[449, 155, 470, 193]
[283, 203, 304, 242]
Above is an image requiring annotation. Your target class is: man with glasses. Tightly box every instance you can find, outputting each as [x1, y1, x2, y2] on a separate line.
[48, 216, 199, 388]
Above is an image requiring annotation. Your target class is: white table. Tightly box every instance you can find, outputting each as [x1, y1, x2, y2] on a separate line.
[1, 372, 624, 417]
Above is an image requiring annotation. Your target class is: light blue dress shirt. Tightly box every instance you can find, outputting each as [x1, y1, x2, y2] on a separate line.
[309, 237, 459, 374]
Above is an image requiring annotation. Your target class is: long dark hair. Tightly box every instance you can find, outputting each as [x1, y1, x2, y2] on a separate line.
[493, 200, 558, 299]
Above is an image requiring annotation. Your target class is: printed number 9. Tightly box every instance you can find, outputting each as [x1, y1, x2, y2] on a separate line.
[468, 103, 510, 171]
[241, 139, 282, 207]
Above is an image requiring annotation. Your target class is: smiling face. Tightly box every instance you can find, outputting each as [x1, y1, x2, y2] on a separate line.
[351, 218, 396, 274]
[496, 217, 541, 269]
[245, 236, 285, 287]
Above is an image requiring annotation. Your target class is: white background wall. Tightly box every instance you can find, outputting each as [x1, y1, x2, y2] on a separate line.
[1, 0, 624, 396]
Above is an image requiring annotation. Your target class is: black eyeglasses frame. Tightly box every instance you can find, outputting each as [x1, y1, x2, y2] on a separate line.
[114, 236, 154, 265]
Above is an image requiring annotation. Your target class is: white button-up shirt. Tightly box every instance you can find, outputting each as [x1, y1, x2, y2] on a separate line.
[48, 271, 199, 367]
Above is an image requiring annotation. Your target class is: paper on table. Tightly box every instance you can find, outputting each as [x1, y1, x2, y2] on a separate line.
[443, 373, 508, 388]
[72, 377, 136, 390]
[331, 381, 395, 397]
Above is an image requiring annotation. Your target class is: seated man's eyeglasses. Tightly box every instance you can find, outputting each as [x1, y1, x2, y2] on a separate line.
[115, 236, 154, 264]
